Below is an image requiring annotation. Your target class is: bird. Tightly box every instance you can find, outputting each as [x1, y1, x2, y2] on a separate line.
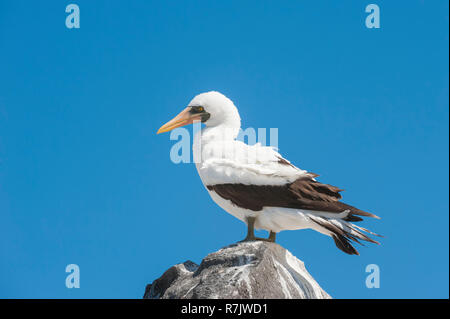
[157, 91, 381, 255]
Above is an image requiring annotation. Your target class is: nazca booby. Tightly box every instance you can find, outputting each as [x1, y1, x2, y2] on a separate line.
[157, 91, 380, 255]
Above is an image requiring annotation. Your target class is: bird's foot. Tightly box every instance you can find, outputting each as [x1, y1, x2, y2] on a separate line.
[240, 217, 276, 243]
[268, 231, 277, 243]
[239, 235, 274, 243]
[238, 235, 255, 243]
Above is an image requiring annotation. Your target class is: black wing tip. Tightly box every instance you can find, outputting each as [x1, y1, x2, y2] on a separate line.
[344, 214, 363, 222]
[354, 211, 381, 220]
[345, 211, 381, 222]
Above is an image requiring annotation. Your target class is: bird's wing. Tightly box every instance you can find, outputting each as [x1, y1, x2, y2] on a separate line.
[200, 141, 379, 219]
[198, 140, 312, 186]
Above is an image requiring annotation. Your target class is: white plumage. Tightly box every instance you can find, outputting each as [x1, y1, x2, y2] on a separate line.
[158, 91, 380, 255]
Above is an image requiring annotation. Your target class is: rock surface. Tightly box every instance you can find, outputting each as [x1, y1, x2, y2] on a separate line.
[143, 241, 331, 299]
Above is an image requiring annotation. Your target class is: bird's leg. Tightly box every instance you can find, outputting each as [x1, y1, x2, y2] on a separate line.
[241, 216, 257, 241]
[268, 231, 277, 242]
[239, 217, 275, 243]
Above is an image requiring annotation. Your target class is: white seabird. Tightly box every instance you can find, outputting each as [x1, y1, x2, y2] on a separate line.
[157, 91, 381, 255]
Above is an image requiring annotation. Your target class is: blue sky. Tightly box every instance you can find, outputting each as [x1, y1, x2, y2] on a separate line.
[0, 0, 448, 299]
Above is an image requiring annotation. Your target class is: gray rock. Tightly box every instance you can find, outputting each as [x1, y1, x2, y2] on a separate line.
[143, 241, 331, 299]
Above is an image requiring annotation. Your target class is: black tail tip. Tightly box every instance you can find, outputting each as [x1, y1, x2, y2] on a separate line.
[332, 234, 360, 255]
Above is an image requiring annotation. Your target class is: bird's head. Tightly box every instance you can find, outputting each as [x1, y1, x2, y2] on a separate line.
[157, 91, 241, 134]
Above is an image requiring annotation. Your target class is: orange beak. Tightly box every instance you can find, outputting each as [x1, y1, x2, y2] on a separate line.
[157, 107, 202, 134]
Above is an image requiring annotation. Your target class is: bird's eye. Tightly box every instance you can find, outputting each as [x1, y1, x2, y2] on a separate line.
[191, 106, 204, 113]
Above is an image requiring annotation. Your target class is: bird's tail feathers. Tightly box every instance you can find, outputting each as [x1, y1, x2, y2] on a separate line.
[309, 214, 381, 255]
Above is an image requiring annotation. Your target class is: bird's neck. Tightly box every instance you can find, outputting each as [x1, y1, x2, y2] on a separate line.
[193, 123, 241, 165]
[199, 123, 240, 143]
[193, 110, 241, 165]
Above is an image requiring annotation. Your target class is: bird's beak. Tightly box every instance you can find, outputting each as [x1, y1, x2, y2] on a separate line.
[157, 107, 201, 134]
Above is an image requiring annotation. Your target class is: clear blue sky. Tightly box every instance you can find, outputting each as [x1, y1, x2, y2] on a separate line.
[0, 0, 448, 299]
